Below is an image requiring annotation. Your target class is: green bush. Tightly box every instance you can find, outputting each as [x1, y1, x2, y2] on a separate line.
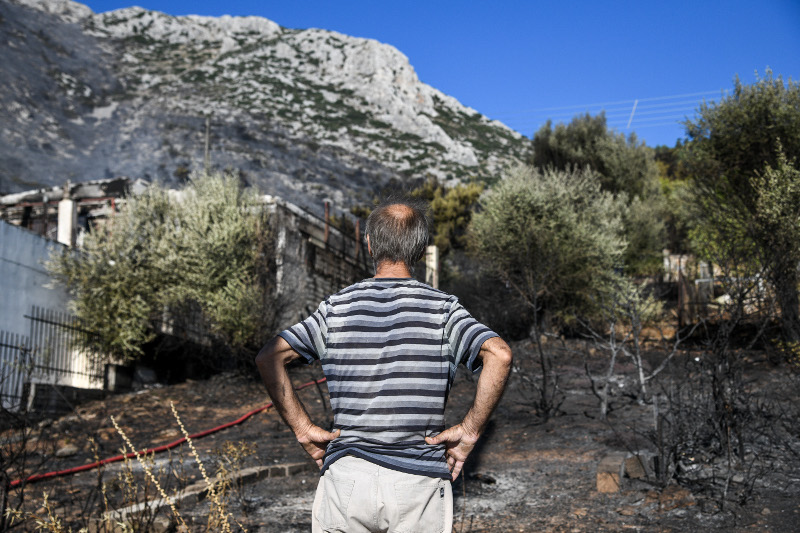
[48, 172, 277, 364]
[410, 179, 483, 257]
[531, 113, 666, 274]
[685, 71, 800, 342]
[469, 164, 626, 419]
[470, 164, 626, 328]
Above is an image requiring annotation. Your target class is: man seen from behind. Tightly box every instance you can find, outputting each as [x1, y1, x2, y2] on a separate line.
[255, 196, 512, 533]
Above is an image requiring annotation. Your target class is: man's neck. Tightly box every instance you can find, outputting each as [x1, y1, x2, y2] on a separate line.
[374, 261, 412, 279]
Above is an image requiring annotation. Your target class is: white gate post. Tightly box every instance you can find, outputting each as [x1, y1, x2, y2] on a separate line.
[425, 245, 439, 289]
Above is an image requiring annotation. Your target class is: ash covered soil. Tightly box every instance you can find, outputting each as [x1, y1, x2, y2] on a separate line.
[8, 340, 800, 532]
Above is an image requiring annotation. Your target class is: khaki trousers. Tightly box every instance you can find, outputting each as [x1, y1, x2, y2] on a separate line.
[311, 455, 453, 533]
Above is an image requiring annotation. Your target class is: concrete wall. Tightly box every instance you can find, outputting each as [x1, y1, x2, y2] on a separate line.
[270, 200, 372, 328]
[24, 382, 106, 417]
[0, 220, 71, 337]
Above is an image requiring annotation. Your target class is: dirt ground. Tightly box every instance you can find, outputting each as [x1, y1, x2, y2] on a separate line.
[4, 340, 800, 532]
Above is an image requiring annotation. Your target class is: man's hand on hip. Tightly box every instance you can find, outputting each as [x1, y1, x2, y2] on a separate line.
[426, 336, 512, 481]
[296, 425, 340, 469]
[425, 423, 479, 481]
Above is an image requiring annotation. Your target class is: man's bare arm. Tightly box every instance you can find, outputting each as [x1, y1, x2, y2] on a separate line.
[425, 336, 513, 480]
[255, 336, 339, 468]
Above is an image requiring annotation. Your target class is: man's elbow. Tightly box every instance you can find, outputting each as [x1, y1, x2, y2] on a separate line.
[254, 351, 266, 370]
[255, 336, 280, 369]
[256, 335, 299, 373]
[495, 341, 513, 369]
[254, 345, 268, 367]
[484, 337, 513, 369]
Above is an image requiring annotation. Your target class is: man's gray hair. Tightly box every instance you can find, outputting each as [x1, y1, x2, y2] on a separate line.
[365, 196, 430, 274]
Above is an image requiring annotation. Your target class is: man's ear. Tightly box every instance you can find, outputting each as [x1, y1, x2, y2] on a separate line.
[366, 234, 373, 257]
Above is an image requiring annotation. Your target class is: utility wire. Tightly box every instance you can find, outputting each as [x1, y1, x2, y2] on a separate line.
[618, 121, 689, 129]
[508, 112, 693, 129]
[493, 103, 707, 122]
[489, 89, 727, 116]
[490, 88, 731, 139]
[510, 106, 697, 124]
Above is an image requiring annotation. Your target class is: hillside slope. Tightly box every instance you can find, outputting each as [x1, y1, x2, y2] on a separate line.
[1, 0, 527, 210]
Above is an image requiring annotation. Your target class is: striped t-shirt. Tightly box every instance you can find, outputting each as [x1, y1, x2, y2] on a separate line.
[278, 277, 498, 479]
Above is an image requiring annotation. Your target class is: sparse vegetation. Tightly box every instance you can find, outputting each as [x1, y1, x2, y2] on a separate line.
[455, 73, 800, 520]
[3, 395, 257, 532]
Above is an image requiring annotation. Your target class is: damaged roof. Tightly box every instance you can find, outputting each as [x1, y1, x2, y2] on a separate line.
[0, 177, 150, 206]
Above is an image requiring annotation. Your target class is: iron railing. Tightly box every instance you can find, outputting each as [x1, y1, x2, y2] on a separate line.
[0, 307, 103, 411]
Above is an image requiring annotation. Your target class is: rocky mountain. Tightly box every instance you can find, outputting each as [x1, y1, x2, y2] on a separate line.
[0, 0, 527, 211]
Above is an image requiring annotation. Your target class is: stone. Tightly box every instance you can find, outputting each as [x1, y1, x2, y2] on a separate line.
[103, 500, 172, 532]
[182, 480, 212, 503]
[236, 465, 271, 484]
[55, 444, 79, 457]
[624, 455, 647, 480]
[158, 428, 180, 440]
[104, 460, 312, 529]
[97, 428, 115, 442]
[286, 461, 313, 476]
[597, 471, 620, 493]
[597, 453, 626, 493]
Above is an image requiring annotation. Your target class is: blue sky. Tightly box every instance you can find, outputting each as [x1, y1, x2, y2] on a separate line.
[83, 0, 800, 147]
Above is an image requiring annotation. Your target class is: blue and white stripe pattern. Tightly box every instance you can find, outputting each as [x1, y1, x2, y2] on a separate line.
[278, 277, 498, 479]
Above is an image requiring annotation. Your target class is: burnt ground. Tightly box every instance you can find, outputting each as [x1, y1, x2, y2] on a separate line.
[3, 340, 800, 532]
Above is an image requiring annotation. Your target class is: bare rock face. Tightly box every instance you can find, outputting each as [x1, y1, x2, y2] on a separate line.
[14, 0, 91, 23]
[1, 0, 527, 212]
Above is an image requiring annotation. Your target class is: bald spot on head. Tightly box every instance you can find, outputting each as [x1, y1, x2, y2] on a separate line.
[384, 203, 414, 222]
[364, 197, 430, 273]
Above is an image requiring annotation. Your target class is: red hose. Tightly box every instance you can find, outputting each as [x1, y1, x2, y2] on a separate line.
[8, 377, 327, 490]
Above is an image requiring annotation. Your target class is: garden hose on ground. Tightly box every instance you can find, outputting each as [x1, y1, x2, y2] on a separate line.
[8, 377, 328, 490]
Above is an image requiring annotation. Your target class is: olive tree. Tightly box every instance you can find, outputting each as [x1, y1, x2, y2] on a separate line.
[470, 164, 626, 419]
[685, 70, 800, 343]
[751, 150, 800, 349]
[48, 172, 277, 366]
[532, 113, 666, 274]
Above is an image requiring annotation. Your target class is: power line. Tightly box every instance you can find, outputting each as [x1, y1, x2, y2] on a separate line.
[622, 104, 698, 117]
[488, 89, 727, 117]
[506, 110, 693, 129]
[626, 114, 690, 124]
[503, 115, 690, 136]
[491, 100, 710, 121]
[488, 89, 732, 139]
[617, 121, 689, 129]
[630, 97, 716, 110]
[607, 113, 693, 125]
[499, 105, 707, 130]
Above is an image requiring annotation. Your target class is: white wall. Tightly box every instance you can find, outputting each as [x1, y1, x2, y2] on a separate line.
[0, 221, 72, 337]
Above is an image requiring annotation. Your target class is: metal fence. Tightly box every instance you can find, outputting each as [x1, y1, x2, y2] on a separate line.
[25, 306, 104, 389]
[0, 307, 103, 411]
[0, 331, 31, 411]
